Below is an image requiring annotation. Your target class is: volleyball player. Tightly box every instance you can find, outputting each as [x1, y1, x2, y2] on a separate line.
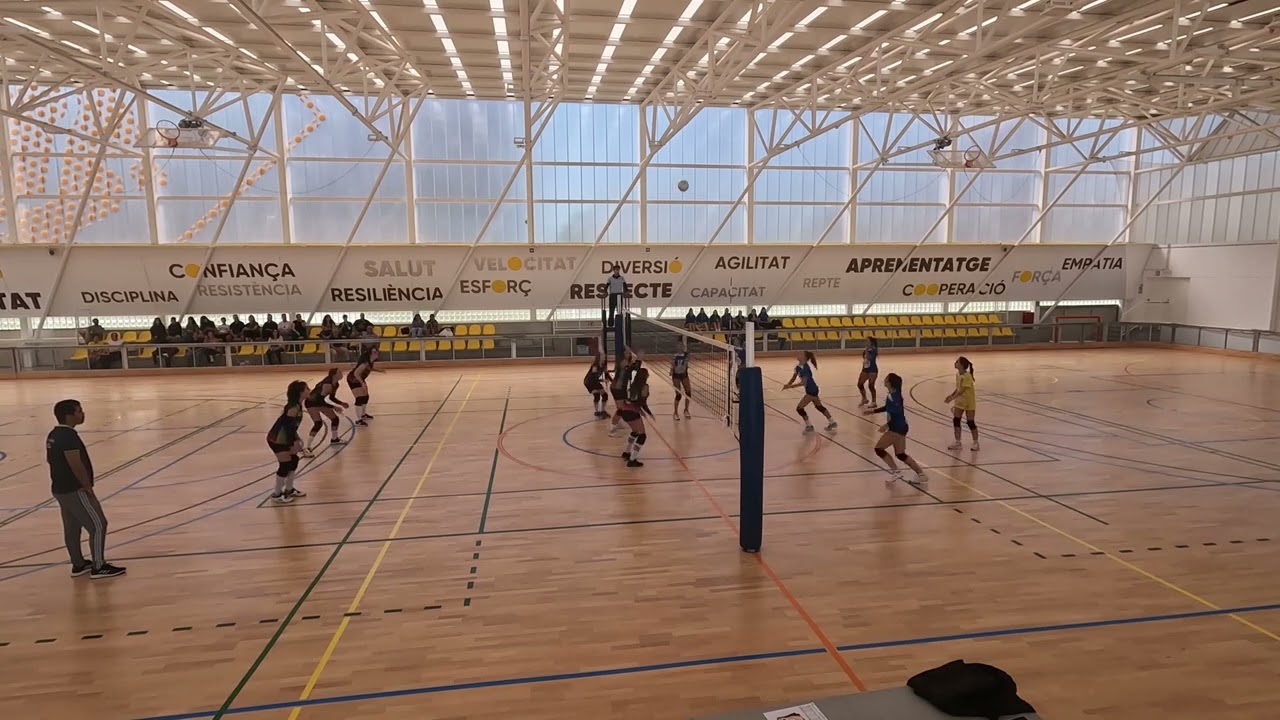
[347, 347, 382, 426]
[781, 350, 837, 433]
[584, 350, 611, 419]
[863, 373, 927, 485]
[944, 356, 980, 451]
[303, 368, 348, 456]
[267, 380, 308, 503]
[857, 336, 879, 407]
[671, 339, 692, 420]
[618, 364, 655, 468]
[608, 349, 635, 437]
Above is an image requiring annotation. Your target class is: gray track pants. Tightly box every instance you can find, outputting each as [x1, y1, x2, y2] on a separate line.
[52, 489, 108, 568]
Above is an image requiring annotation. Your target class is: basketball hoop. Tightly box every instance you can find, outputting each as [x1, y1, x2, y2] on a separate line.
[963, 147, 982, 169]
[155, 119, 181, 149]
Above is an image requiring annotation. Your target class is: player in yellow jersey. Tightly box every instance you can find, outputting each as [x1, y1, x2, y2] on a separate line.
[944, 356, 979, 451]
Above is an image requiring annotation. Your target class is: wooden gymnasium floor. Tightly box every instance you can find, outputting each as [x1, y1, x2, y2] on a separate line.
[0, 347, 1278, 720]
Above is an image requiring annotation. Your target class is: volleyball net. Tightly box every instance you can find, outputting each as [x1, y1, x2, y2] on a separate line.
[625, 313, 740, 429]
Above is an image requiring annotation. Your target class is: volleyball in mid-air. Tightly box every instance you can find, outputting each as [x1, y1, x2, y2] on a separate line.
[677, 179, 689, 192]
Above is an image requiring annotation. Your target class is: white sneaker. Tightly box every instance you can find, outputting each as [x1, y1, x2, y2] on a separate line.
[824, 421, 838, 432]
[803, 424, 814, 433]
[970, 443, 981, 451]
[947, 442, 963, 450]
[684, 410, 691, 419]
[858, 399, 868, 408]
[886, 470, 902, 484]
[609, 426, 623, 438]
[673, 412, 680, 421]
[908, 472, 928, 486]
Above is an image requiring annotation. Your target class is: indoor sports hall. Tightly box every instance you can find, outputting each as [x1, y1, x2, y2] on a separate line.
[0, 1, 1278, 719]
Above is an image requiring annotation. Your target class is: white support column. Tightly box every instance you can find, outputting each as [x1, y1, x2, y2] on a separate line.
[274, 90, 294, 245]
[136, 98, 160, 245]
[403, 101, 419, 244]
[0, 106, 19, 245]
[848, 114, 859, 245]
[745, 109, 756, 245]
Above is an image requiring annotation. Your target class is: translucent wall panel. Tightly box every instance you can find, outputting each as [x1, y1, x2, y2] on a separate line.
[16, 198, 149, 243]
[1131, 150, 1280, 245]
[1043, 207, 1125, 242]
[754, 110, 851, 166]
[417, 202, 526, 243]
[414, 99, 523, 162]
[1048, 118, 1135, 169]
[647, 204, 744, 243]
[158, 199, 283, 243]
[754, 205, 848, 244]
[288, 161, 405, 199]
[857, 112, 941, 164]
[756, 168, 849, 203]
[653, 107, 746, 165]
[1046, 172, 1128, 205]
[156, 157, 280, 198]
[282, 94, 393, 158]
[416, 164, 523, 200]
[955, 171, 1039, 205]
[536, 104, 638, 163]
[534, 202, 638, 243]
[859, 169, 946, 203]
[647, 167, 745, 202]
[855, 205, 946, 243]
[531, 165, 634, 201]
[952, 206, 1036, 243]
[292, 200, 408, 243]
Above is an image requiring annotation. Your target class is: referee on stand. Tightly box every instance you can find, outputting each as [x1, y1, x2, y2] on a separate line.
[47, 400, 125, 579]
[606, 263, 627, 328]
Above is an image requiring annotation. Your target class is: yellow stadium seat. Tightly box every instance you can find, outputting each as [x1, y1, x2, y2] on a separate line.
[845, 330, 864, 341]
[817, 317, 831, 328]
[481, 339, 495, 351]
[922, 328, 939, 339]
[963, 314, 981, 325]
[713, 333, 727, 343]
[839, 317, 853, 327]
[455, 324, 469, 337]
[982, 314, 1000, 324]
[423, 340, 437, 352]
[943, 328, 959, 338]
[895, 329, 913, 340]
[173, 347, 188, 358]
[138, 330, 152, 342]
[378, 341, 392, 353]
[407, 341, 423, 352]
[873, 329, 891, 340]
[300, 343, 318, 354]
[138, 347, 155, 359]
[853, 316, 867, 327]
[886, 316, 902, 327]
[237, 345, 255, 356]
[801, 331, 816, 342]
[69, 348, 89, 361]
[909, 316, 925, 326]
[309, 327, 322, 338]
[467, 324, 482, 336]
[467, 339, 480, 350]
[393, 341, 407, 352]
[482, 324, 496, 336]
[942, 315, 958, 325]
[122, 331, 138, 343]
[997, 326, 1014, 337]
[781, 318, 796, 329]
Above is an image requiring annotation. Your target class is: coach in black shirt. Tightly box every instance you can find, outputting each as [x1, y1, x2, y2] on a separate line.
[47, 400, 125, 579]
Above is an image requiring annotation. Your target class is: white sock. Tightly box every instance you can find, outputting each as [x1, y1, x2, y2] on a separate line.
[284, 472, 296, 492]
[630, 440, 643, 460]
[624, 435, 637, 454]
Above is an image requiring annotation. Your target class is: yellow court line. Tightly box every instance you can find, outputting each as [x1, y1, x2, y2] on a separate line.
[768, 377, 1280, 644]
[287, 377, 479, 719]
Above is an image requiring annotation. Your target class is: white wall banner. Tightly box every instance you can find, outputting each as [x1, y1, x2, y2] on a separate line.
[445, 244, 588, 310]
[0, 246, 62, 316]
[319, 245, 468, 312]
[0, 242, 1153, 318]
[563, 246, 689, 309]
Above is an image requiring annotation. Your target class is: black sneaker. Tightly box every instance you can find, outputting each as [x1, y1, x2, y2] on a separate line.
[71, 563, 92, 578]
[626, 459, 644, 468]
[355, 419, 368, 427]
[330, 438, 347, 445]
[90, 563, 126, 579]
[622, 451, 631, 460]
[363, 413, 374, 419]
[286, 487, 307, 498]
[271, 492, 292, 504]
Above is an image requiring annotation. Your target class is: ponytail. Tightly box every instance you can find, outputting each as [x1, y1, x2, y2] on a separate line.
[868, 336, 878, 348]
[885, 372, 903, 392]
[957, 356, 974, 377]
[804, 350, 817, 368]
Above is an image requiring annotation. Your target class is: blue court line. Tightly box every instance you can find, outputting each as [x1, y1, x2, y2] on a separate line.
[132, 600, 1280, 720]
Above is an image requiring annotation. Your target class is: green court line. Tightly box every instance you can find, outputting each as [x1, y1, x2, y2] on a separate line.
[210, 376, 463, 720]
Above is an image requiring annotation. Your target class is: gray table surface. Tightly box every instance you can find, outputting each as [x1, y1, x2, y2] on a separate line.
[694, 686, 1041, 720]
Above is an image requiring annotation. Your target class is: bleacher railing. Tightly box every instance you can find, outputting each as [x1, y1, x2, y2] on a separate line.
[0, 319, 1263, 376]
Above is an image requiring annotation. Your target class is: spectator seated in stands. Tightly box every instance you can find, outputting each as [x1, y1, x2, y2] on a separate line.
[265, 329, 285, 365]
[182, 318, 200, 343]
[320, 314, 337, 340]
[196, 329, 222, 367]
[90, 332, 123, 369]
[708, 309, 722, 331]
[353, 313, 372, 335]
[278, 316, 297, 341]
[149, 317, 177, 367]
[684, 309, 697, 330]
[756, 307, 772, 328]
[719, 308, 733, 331]
[409, 313, 427, 338]
[733, 310, 746, 330]
[216, 317, 231, 340]
[166, 316, 182, 339]
[199, 315, 216, 334]
[229, 314, 245, 340]
[261, 314, 278, 338]
[337, 314, 353, 339]
[292, 313, 308, 338]
[80, 319, 106, 345]
[427, 313, 441, 336]
[243, 315, 261, 340]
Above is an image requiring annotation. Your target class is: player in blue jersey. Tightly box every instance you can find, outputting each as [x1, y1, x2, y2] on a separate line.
[584, 350, 611, 419]
[857, 336, 879, 408]
[671, 340, 692, 420]
[266, 380, 308, 503]
[863, 372, 927, 485]
[782, 350, 837, 433]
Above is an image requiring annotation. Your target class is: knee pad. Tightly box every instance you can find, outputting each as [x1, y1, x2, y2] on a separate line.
[874, 447, 888, 459]
[675, 391, 683, 401]
[629, 431, 639, 440]
[896, 452, 910, 462]
[284, 458, 300, 473]
[277, 461, 291, 476]
[967, 419, 977, 430]
[953, 416, 962, 429]
[310, 419, 324, 433]
[355, 396, 369, 407]
[636, 433, 647, 446]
